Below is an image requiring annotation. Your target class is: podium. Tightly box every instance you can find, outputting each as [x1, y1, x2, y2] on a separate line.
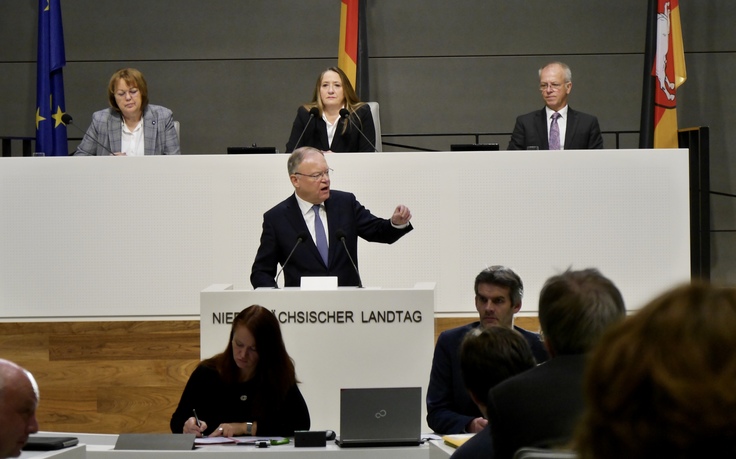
[200, 283, 436, 432]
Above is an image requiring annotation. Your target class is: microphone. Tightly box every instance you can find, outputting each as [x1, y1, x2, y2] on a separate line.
[274, 232, 308, 287]
[292, 107, 320, 151]
[335, 229, 363, 288]
[339, 108, 377, 152]
[62, 113, 114, 156]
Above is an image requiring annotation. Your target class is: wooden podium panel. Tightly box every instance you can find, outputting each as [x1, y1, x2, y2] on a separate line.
[200, 283, 436, 432]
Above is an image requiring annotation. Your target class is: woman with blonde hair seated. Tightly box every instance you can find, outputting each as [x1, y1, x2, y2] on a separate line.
[286, 66, 375, 153]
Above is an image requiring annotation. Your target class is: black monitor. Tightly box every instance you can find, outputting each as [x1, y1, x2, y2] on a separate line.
[450, 143, 500, 151]
[227, 146, 277, 154]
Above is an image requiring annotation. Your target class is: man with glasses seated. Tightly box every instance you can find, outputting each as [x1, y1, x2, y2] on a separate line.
[507, 62, 603, 151]
[250, 146, 413, 288]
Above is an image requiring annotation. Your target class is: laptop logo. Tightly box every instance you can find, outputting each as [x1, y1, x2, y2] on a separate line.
[375, 410, 387, 418]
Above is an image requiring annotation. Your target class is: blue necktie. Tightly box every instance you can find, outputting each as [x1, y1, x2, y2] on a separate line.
[549, 112, 561, 150]
[312, 204, 329, 266]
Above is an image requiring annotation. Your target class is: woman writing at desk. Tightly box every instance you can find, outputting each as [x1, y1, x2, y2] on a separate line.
[170, 305, 310, 437]
[285, 66, 376, 153]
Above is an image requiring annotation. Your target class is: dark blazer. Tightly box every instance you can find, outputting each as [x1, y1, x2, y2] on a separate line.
[250, 190, 412, 288]
[507, 107, 603, 151]
[73, 105, 180, 155]
[285, 104, 376, 153]
[426, 322, 549, 434]
[450, 424, 493, 459]
[170, 364, 310, 437]
[486, 354, 588, 459]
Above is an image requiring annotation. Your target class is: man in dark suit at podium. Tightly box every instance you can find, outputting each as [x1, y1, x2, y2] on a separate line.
[507, 62, 604, 151]
[250, 147, 413, 288]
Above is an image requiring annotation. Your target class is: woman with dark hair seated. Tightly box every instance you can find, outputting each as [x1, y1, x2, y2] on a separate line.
[171, 305, 310, 437]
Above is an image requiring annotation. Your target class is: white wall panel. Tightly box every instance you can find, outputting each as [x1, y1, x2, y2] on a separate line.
[0, 150, 690, 320]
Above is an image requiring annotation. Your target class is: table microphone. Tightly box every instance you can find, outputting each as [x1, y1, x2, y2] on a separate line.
[339, 108, 377, 152]
[335, 229, 363, 288]
[62, 113, 114, 155]
[292, 107, 320, 151]
[274, 232, 308, 287]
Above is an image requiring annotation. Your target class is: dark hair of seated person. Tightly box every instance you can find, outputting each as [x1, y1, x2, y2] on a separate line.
[202, 305, 298, 417]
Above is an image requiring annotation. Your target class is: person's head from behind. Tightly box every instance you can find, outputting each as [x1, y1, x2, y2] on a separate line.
[539, 61, 572, 112]
[107, 67, 149, 117]
[0, 360, 39, 458]
[460, 327, 536, 417]
[310, 67, 361, 114]
[474, 266, 524, 329]
[288, 147, 331, 205]
[576, 283, 736, 459]
[538, 268, 625, 357]
[220, 305, 296, 391]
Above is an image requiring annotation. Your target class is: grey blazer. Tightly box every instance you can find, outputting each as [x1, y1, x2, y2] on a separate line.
[73, 104, 180, 155]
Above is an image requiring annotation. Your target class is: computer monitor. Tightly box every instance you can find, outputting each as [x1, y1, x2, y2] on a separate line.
[227, 146, 277, 154]
[450, 143, 500, 151]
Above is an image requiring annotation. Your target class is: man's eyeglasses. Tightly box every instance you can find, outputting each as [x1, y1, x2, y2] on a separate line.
[539, 82, 566, 92]
[293, 168, 333, 181]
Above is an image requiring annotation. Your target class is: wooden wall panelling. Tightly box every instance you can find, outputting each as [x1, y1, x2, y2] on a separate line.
[0, 316, 539, 433]
[0, 321, 201, 434]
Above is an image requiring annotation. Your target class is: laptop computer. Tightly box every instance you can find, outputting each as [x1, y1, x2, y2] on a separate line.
[22, 436, 79, 451]
[114, 433, 195, 450]
[336, 387, 422, 448]
[450, 143, 500, 151]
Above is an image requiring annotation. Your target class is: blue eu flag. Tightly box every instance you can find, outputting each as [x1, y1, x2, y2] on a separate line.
[35, 0, 68, 156]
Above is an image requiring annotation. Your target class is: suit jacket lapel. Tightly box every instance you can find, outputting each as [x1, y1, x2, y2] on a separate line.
[142, 106, 156, 156]
[285, 194, 324, 266]
[323, 197, 340, 267]
[535, 108, 549, 149]
[564, 108, 578, 150]
[108, 111, 123, 153]
[314, 119, 330, 151]
[330, 117, 350, 151]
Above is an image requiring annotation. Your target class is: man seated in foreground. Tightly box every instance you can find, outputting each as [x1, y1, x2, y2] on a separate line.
[487, 268, 625, 459]
[427, 266, 548, 434]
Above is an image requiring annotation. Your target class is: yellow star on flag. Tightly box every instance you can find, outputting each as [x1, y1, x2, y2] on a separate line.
[35, 107, 46, 130]
[52, 106, 66, 128]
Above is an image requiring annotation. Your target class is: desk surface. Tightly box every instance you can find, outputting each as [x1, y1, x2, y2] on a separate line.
[20, 445, 85, 459]
[87, 443, 429, 459]
[429, 439, 456, 459]
[25, 432, 431, 459]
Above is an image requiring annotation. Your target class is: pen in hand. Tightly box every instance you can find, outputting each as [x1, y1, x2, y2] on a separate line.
[192, 409, 207, 437]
